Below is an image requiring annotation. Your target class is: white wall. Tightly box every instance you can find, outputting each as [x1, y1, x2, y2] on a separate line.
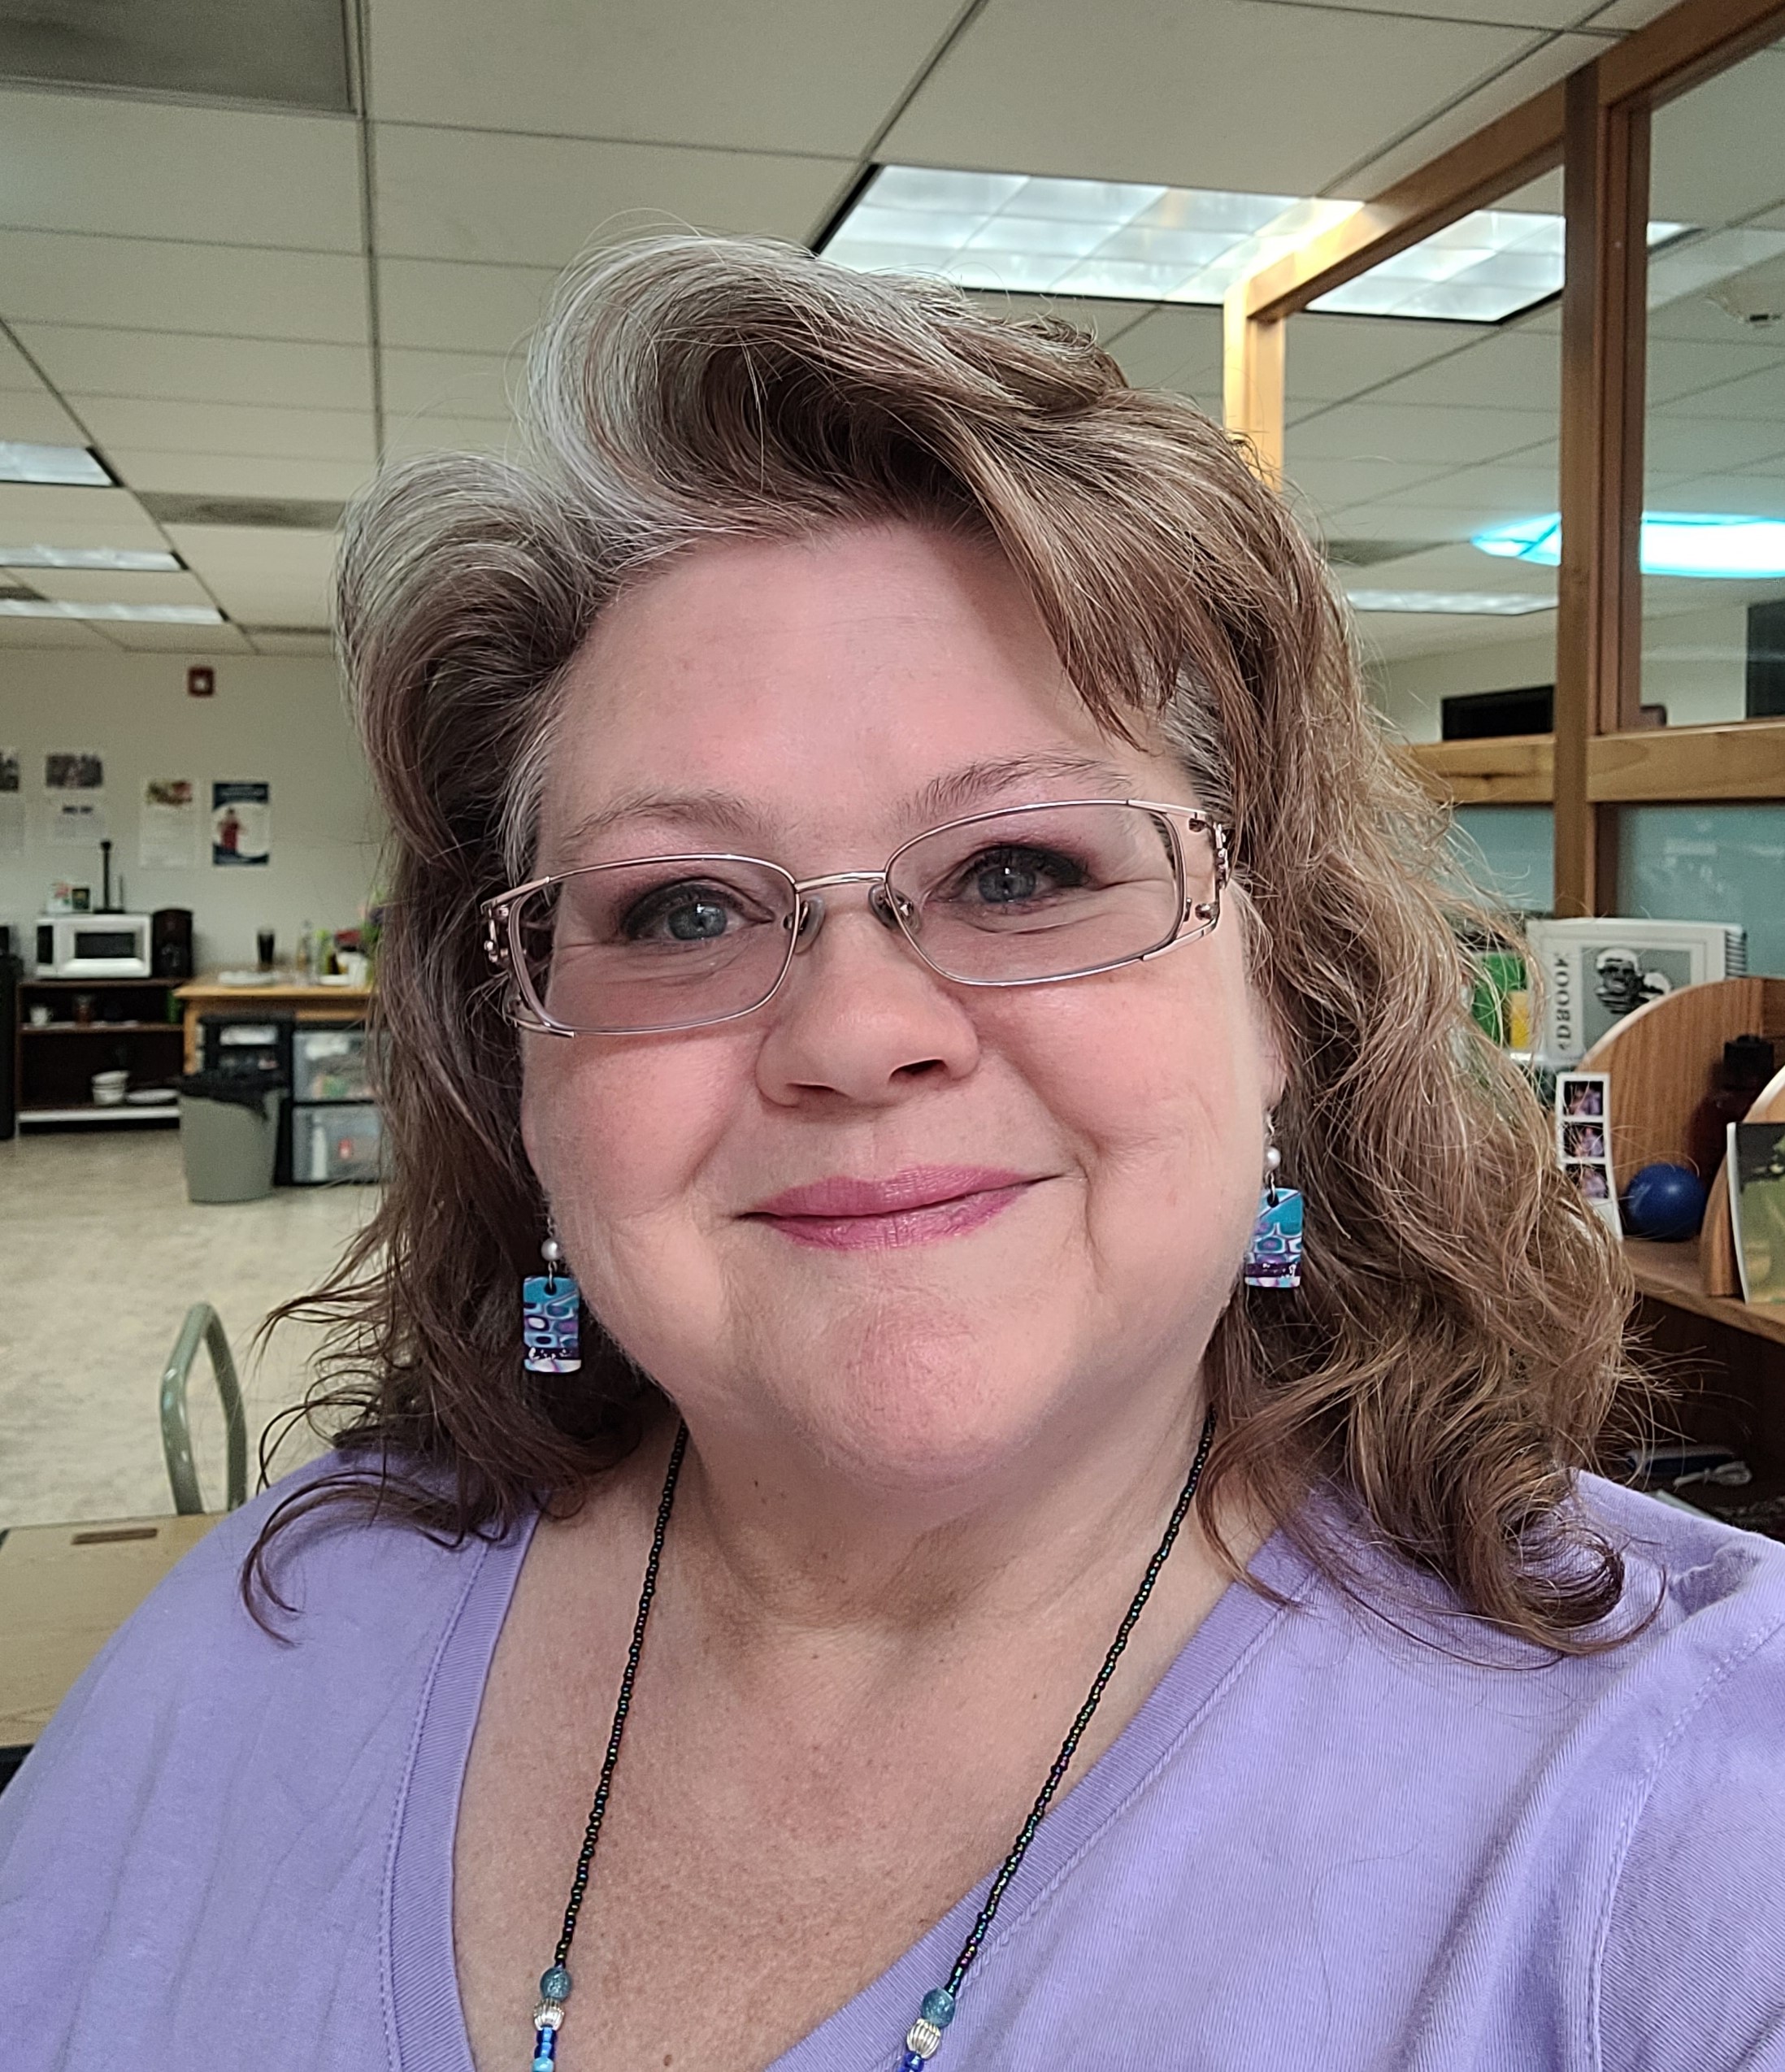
[1366, 601, 1755, 741]
[0, 648, 380, 974]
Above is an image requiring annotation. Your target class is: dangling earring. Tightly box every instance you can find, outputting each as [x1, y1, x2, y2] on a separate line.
[1244, 1127, 1304, 1290]
[522, 1223, 582, 1373]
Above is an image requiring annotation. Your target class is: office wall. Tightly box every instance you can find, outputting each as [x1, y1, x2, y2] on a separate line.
[0, 648, 380, 974]
[1366, 601, 1752, 742]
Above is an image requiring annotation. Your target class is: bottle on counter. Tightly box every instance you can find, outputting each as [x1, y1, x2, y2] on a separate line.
[1686, 1034, 1778, 1183]
[297, 919, 315, 983]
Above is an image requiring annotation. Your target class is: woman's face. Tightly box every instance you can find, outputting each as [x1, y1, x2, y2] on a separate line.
[523, 523, 1281, 1493]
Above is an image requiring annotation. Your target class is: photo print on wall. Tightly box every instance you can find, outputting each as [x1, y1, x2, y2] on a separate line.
[211, 780, 271, 867]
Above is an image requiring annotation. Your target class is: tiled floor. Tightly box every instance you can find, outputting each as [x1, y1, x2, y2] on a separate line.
[0, 1128, 374, 1528]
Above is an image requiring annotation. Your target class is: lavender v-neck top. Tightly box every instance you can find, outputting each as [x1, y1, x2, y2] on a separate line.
[4, 1464, 1785, 2070]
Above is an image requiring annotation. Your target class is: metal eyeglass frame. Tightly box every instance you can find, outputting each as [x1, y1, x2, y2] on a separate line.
[480, 797, 1231, 1039]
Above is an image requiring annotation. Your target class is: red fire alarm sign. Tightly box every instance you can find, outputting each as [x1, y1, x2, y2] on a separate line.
[187, 666, 215, 698]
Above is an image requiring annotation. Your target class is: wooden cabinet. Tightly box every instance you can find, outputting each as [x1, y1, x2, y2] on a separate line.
[14, 976, 185, 1128]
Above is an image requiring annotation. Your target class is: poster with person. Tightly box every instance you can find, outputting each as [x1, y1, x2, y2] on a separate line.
[211, 780, 271, 867]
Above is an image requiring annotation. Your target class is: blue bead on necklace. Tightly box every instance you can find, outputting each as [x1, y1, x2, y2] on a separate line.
[524, 1408, 1215, 2067]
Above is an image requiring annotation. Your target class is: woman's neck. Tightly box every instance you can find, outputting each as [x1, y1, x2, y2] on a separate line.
[653, 1376, 1252, 1671]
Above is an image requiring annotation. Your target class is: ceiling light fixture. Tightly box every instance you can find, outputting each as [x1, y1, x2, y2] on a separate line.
[0, 600, 223, 623]
[1474, 512, 1785, 580]
[0, 442, 114, 486]
[1310, 212, 1686, 324]
[822, 165, 1357, 305]
[0, 545, 181, 571]
[1346, 589, 1555, 615]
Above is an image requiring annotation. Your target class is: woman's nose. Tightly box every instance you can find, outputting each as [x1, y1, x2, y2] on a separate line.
[755, 887, 979, 1106]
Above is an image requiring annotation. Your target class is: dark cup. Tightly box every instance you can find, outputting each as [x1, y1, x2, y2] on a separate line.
[257, 929, 276, 971]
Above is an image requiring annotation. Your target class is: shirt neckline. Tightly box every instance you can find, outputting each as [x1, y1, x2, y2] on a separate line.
[385, 1502, 1316, 2072]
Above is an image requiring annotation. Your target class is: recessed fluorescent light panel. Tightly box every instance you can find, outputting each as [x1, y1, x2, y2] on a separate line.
[0, 545, 181, 571]
[1311, 214, 1686, 324]
[1475, 513, 1785, 580]
[0, 600, 223, 623]
[0, 443, 112, 486]
[1347, 589, 1555, 615]
[823, 166, 1357, 303]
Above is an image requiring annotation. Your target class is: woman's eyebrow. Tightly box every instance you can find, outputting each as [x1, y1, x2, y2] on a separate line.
[558, 753, 1140, 860]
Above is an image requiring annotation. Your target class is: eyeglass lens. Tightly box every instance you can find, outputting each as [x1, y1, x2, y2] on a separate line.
[514, 802, 1215, 1035]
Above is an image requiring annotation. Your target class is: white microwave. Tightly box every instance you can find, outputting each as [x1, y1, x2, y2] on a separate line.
[36, 912, 153, 977]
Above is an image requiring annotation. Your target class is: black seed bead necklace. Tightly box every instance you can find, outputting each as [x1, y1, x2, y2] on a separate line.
[524, 1406, 1218, 2070]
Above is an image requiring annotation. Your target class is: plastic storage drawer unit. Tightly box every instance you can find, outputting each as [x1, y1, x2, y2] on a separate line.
[292, 1101, 384, 1184]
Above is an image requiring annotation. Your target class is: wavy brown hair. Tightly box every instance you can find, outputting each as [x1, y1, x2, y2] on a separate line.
[251, 232, 1642, 1650]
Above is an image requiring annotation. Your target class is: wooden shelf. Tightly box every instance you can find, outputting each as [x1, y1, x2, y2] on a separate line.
[1625, 1236, 1785, 1349]
[1403, 733, 1554, 804]
[22, 1021, 180, 1035]
[19, 1103, 178, 1127]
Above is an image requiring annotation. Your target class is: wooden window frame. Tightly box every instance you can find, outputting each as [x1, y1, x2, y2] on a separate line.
[1223, 0, 1785, 905]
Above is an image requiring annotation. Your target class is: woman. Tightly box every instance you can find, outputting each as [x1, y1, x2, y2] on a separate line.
[3, 236, 1783, 2071]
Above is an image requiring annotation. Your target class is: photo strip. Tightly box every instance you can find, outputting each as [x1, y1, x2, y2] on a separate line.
[1556, 1071, 1620, 1236]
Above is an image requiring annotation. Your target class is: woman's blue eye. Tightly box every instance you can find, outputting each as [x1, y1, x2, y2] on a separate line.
[623, 886, 736, 942]
[966, 847, 1087, 905]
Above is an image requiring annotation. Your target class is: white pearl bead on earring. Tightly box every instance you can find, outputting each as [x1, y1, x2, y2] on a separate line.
[1264, 1143, 1282, 1173]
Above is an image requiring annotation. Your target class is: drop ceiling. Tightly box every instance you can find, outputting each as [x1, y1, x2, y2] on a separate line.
[0, 0, 1770, 664]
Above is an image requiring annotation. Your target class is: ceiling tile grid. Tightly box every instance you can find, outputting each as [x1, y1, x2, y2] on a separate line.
[0, 0, 1772, 657]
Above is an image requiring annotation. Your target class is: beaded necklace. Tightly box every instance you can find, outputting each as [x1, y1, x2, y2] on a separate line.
[525, 1406, 1218, 2071]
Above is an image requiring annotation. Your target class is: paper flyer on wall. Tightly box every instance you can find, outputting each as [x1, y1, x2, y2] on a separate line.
[0, 747, 20, 858]
[211, 780, 271, 867]
[141, 777, 200, 868]
[45, 747, 107, 847]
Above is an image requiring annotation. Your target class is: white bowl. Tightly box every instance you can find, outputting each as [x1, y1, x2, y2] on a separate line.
[91, 1071, 129, 1106]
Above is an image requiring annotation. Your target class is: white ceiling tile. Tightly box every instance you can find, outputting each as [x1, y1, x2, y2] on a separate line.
[245, 629, 337, 654]
[1250, 0, 1594, 23]
[1285, 313, 1491, 405]
[881, 0, 1539, 196]
[0, 332, 50, 392]
[369, 0, 963, 156]
[962, 290, 1157, 346]
[1383, 454, 1560, 515]
[1283, 456, 1453, 510]
[1353, 328, 1558, 413]
[1290, 399, 1553, 467]
[1650, 290, 1785, 348]
[106, 450, 374, 501]
[23, 567, 211, 606]
[380, 348, 520, 422]
[75, 397, 376, 463]
[380, 415, 518, 462]
[1330, 33, 1600, 198]
[1649, 47, 1785, 228]
[0, 90, 363, 249]
[376, 258, 561, 354]
[1583, 0, 1680, 28]
[1103, 306, 1223, 394]
[0, 615, 114, 648]
[0, 389, 87, 443]
[1654, 471, 1785, 518]
[0, 484, 159, 539]
[374, 124, 851, 266]
[1646, 415, 1785, 476]
[98, 621, 253, 654]
[0, 230, 369, 343]
[1654, 357, 1785, 420]
[15, 328, 375, 413]
[166, 524, 340, 624]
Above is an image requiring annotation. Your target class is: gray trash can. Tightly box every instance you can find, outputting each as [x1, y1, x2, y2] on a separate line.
[176, 1072, 283, 1203]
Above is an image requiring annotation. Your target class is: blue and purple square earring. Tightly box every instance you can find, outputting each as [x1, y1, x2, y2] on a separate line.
[1244, 1127, 1304, 1290]
[522, 1226, 583, 1373]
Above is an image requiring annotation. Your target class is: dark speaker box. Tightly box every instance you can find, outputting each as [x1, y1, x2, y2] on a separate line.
[151, 907, 194, 980]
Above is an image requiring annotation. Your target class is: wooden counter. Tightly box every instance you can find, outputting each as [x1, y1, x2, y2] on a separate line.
[174, 974, 372, 1071]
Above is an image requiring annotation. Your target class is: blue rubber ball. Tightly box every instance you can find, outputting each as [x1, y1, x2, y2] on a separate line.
[1622, 1162, 1707, 1241]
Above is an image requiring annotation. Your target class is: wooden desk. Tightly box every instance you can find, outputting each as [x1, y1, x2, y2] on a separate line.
[1625, 1236, 1785, 1350]
[0, 1513, 218, 1750]
[175, 975, 373, 1071]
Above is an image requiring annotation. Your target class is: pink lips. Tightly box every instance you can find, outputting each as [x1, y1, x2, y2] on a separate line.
[749, 1165, 1037, 1250]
